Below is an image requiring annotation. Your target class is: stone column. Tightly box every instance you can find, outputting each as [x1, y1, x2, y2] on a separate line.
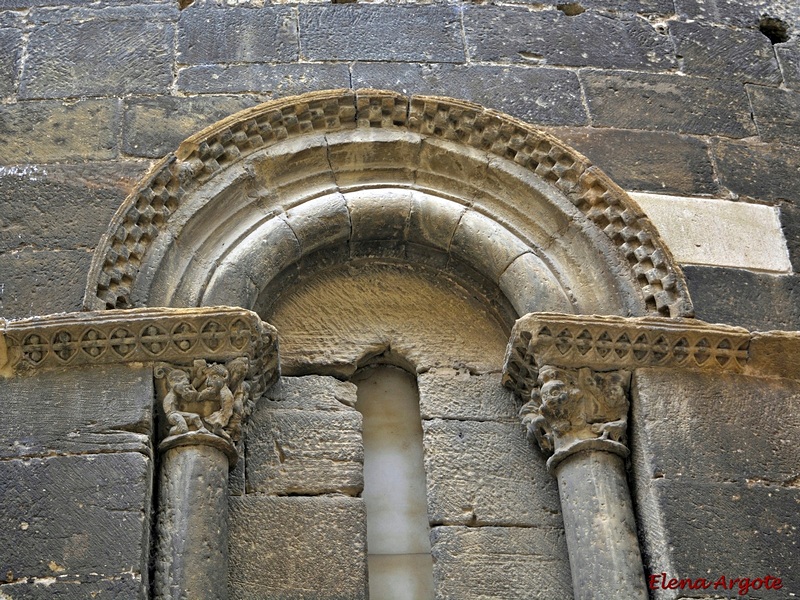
[520, 365, 647, 600]
[152, 357, 258, 600]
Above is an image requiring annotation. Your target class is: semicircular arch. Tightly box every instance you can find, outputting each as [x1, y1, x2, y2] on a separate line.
[84, 89, 693, 321]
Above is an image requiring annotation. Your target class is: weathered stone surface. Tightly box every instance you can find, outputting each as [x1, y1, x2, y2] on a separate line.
[123, 96, 259, 158]
[670, 21, 781, 84]
[177, 63, 350, 96]
[21, 7, 174, 99]
[712, 139, 800, 204]
[0, 574, 140, 599]
[267, 262, 510, 376]
[0, 249, 92, 319]
[629, 192, 791, 272]
[228, 495, 367, 599]
[748, 85, 800, 145]
[418, 369, 519, 422]
[632, 369, 800, 484]
[246, 395, 363, 495]
[0, 453, 151, 582]
[780, 202, 800, 272]
[548, 127, 716, 195]
[351, 63, 587, 126]
[639, 480, 798, 598]
[177, 7, 297, 64]
[430, 526, 572, 600]
[464, 6, 675, 70]
[0, 99, 120, 164]
[0, 364, 152, 458]
[498, 252, 574, 316]
[674, 0, 774, 27]
[299, 5, 463, 62]
[0, 162, 150, 252]
[0, 27, 21, 98]
[422, 419, 561, 527]
[536, 0, 674, 13]
[776, 41, 800, 89]
[582, 71, 756, 137]
[683, 266, 800, 330]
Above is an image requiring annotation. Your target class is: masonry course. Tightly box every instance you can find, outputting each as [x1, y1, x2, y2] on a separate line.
[746, 85, 800, 145]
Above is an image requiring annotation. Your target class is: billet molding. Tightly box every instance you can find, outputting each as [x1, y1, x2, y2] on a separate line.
[503, 313, 753, 398]
[0, 308, 279, 400]
[521, 365, 631, 472]
[84, 88, 692, 319]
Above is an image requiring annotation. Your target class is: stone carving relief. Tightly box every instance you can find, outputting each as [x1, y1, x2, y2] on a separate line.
[503, 313, 751, 398]
[84, 89, 693, 318]
[156, 356, 252, 446]
[520, 365, 630, 471]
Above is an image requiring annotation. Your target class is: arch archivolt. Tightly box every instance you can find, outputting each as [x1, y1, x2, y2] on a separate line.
[84, 89, 693, 321]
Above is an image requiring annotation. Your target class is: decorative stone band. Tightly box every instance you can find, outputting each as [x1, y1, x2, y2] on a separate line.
[0, 307, 279, 400]
[503, 313, 753, 399]
[520, 365, 631, 473]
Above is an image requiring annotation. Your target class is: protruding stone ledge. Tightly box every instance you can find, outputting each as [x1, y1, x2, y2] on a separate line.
[0, 307, 278, 394]
[503, 313, 800, 397]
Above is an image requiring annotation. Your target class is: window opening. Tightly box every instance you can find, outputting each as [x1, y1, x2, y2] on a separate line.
[353, 365, 435, 600]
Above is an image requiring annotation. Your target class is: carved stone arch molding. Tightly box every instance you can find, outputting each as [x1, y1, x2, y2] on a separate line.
[84, 88, 693, 321]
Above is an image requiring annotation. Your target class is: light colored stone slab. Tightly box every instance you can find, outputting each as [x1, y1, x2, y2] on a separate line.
[247, 377, 363, 495]
[417, 369, 519, 421]
[430, 526, 572, 600]
[629, 192, 791, 273]
[228, 496, 368, 600]
[422, 419, 561, 527]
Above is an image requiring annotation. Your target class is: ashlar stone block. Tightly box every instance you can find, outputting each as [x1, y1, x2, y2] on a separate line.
[417, 369, 519, 422]
[228, 496, 368, 599]
[430, 526, 572, 600]
[0, 453, 151, 583]
[422, 419, 561, 527]
[246, 376, 363, 495]
[0, 364, 153, 459]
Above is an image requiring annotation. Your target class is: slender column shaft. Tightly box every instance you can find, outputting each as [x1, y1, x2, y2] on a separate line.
[555, 450, 647, 600]
[155, 443, 231, 600]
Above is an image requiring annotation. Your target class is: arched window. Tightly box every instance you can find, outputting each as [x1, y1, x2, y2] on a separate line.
[353, 365, 435, 600]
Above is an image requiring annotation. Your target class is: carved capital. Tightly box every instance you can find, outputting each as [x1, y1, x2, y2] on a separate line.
[155, 357, 253, 465]
[520, 365, 630, 472]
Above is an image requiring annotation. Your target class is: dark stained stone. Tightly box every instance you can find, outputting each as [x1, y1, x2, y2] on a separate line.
[582, 71, 756, 137]
[123, 95, 261, 158]
[0, 161, 150, 251]
[178, 6, 297, 64]
[547, 126, 716, 195]
[674, 0, 773, 27]
[299, 4, 464, 63]
[682, 265, 800, 331]
[0, 453, 151, 581]
[0, 574, 141, 599]
[747, 85, 800, 145]
[712, 138, 800, 204]
[0, 364, 153, 459]
[0, 99, 120, 164]
[0, 249, 93, 318]
[177, 63, 351, 97]
[776, 41, 800, 89]
[0, 27, 21, 98]
[464, 5, 675, 70]
[352, 62, 587, 126]
[670, 20, 781, 84]
[20, 7, 175, 99]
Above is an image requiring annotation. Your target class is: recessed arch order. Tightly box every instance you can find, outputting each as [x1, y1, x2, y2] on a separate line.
[84, 89, 693, 334]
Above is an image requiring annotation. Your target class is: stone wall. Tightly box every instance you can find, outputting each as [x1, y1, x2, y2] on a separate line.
[0, 0, 799, 329]
[0, 364, 154, 598]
